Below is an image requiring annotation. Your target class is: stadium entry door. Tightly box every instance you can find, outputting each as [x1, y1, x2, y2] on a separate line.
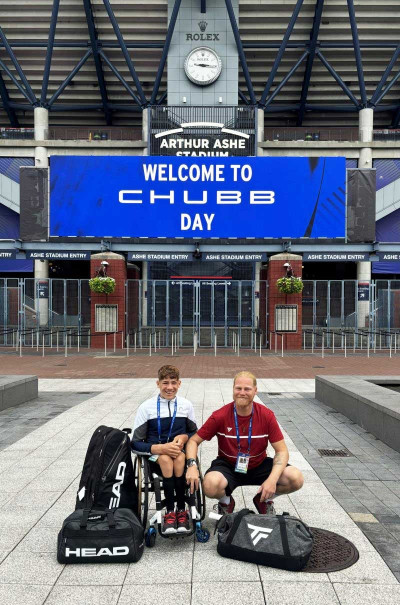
[170, 279, 255, 347]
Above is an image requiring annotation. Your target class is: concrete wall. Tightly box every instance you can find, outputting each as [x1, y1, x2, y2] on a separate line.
[315, 375, 400, 454]
[0, 375, 38, 411]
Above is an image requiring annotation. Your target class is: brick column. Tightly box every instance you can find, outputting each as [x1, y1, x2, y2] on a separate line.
[90, 252, 127, 349]
[267, 253, 303, 350]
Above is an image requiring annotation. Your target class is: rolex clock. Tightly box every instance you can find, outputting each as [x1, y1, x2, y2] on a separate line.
[184, 47, 222, 86]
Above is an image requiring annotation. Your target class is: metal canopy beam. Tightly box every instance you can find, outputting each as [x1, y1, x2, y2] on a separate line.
[0, 27, 37, 105]
[372, 69, 400, 107]
[259, 0, 305, 106]
[264, 51, 308, 109]
[0, 58, 36, 104]
[99, 50, 142, 106]
[102, 0, 147, 107]
[150, 0, 181, 105]
[225, 0, 256, 105]
[370, 45, 400, 107]
[83, 0, 112, 124]
[47, 49, 93, 108]
[347, 0, 367, 107]
[0, 72, 19, 126]
[316, 51, 359, 107]
[201, 0, 206, 13]
[297, 0, 324, 126]
[41, 0, 60, 106]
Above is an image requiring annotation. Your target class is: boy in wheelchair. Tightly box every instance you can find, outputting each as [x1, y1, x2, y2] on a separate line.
[132, 365, 197, 535]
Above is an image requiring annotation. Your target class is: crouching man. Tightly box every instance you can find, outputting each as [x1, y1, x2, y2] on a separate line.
[185, 371, 303, 515]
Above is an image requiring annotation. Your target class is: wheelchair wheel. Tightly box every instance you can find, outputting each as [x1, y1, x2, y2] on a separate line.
[145, 526, 157, 548]
[195, 467, 207, 521]
[133, 456, 149, 528]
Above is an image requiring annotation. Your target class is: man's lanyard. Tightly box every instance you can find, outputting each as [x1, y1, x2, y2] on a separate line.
[233, 403, 254, 455]
[157, 395, 178, 443]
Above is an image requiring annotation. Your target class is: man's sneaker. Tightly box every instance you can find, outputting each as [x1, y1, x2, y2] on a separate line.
[215, 495, 235, 516]
[176, 509, 191, 533]
[162, 511, 177, 534]
[253, 493, 276, 516]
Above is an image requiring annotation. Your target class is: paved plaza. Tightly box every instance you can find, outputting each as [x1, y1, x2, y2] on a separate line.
[0, 377, 400, 604]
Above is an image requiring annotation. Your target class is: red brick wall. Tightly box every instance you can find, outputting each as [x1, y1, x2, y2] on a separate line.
[267, 258, 303, 349]
[90, 257, 127, 349]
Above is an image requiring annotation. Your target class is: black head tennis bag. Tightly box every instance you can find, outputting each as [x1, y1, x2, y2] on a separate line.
[217, 509, 313, 571]
[57, 508, 144, 564]
[75, 426, 137, 511]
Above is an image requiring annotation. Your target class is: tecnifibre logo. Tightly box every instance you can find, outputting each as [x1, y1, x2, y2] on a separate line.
[247, 523, 273, 546]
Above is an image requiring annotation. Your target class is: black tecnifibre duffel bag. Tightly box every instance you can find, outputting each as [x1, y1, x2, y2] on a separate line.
[217, 509, 313, 571]
[57, 508, 144, 564]
[76, 425, 137, 511]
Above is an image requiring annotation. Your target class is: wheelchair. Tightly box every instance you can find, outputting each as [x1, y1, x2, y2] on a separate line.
[132, 451, 210, 547]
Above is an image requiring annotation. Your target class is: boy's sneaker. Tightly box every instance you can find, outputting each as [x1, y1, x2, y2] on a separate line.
[176, 509, 191, 533]
[253, 493, 276, 516]
[162, 511, 177, 534]
[215, 495, 235, 516]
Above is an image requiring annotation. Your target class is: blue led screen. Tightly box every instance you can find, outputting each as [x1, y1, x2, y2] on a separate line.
[50, 156, 346, 238]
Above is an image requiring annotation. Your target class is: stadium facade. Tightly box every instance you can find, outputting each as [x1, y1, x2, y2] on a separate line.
[1, 1, 400, 348]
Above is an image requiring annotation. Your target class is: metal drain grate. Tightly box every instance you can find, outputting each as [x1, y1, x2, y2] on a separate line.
[267, 392, 282, 396]
[302, 527, 359, 573]
[317, 449, 353, 457]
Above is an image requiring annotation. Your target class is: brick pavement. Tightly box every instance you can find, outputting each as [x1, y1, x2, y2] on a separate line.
[259, 391, 400, 583]
[1, 349, 400, 378]
[1, 378, 399, 605]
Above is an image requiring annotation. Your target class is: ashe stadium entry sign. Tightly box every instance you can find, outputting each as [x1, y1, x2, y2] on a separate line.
[50, 156, 346, 239]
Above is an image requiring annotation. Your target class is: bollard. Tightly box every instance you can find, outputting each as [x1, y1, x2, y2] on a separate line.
[78, 330, 80, 353]
[134, 331, 137, 353]
[65, 332, 68, 358]
[42, 333, 45, 357]
[281, 334, 284, 358]
[113, 332, 116, 353]
[259, 334, 262, 357]
[380, 332, 382, 350]
[154, 332, 157, 353]
[303, 331, 305, 350]
[104, 333, 107, 357]
[121, 331, 124, 351]
[322, 332, 324, 358]
[57, 331, 59, 352]
[19, 333, 22, 357]
[367, 333, 370, 358]
[254, 332, 257, 353]
[275, 333, 277, 354]
[332, 332, 335, 355]
[127, 333, 130, 357]
[390, 335, 392, 358]
[311, 332, 314, 355]
[374, 333, 376, 354]
[37, 330, 39, 352]
[50, 330, 53, 349]
[149, 333, 152, 357]
[395, 333, 397, 355]
[214, 332, 217, 357]
[193, 332, 196, 357]
[344, 333, 347, 358]
[237, 332, 240, 357]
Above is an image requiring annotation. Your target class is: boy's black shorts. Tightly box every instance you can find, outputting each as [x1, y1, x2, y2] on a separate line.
[204, 456, 290, 495]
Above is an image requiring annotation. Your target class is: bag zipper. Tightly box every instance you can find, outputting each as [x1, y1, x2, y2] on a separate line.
[101, 434, 127, 482]
[90, 430, 115, 504]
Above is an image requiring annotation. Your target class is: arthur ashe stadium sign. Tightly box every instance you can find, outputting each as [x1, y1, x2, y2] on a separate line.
[49, 156, 346, 238]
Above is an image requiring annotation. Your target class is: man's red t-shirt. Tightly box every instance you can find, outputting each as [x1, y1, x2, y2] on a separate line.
[197, 401, 284, 469]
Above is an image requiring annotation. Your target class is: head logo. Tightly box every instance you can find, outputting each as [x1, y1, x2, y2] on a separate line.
[109, 461, 126, 508]
[65, 546, 129, 557]
[198, 21, 207, 32]
[247, 523, 273, 546]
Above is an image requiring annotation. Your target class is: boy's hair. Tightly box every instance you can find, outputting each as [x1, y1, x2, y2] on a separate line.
[158, 365, 180, 381]
[233, 371, 257, 387]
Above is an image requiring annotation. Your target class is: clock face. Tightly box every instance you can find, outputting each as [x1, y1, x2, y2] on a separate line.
[184, 47, 222, 86]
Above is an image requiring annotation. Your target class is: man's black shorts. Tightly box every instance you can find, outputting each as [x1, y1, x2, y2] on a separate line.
[204, 457, 289, 495]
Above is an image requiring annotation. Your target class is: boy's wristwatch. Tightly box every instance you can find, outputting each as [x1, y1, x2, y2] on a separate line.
[187, 458, 197, 467]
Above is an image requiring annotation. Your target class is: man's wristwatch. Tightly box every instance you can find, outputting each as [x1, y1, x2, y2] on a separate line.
[187, 458, 198, 467]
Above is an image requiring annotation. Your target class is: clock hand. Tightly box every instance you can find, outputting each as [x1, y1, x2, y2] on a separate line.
[193, 63, 218, 68]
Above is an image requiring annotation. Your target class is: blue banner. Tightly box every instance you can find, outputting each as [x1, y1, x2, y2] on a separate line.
[50, 156, 346, 238]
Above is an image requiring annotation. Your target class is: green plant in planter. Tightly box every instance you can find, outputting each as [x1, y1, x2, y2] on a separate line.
[276, 276, 304, 294]
[89, 276, 116, 294]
